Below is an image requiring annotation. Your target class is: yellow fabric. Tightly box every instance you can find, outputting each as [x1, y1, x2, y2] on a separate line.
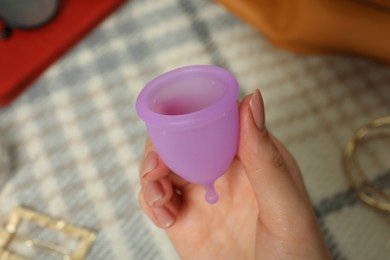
[217, 0, 390, 62]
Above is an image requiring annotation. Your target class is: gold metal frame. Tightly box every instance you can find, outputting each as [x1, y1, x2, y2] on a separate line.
[343, 116, 390, 212]
[0, 207, 96, 260]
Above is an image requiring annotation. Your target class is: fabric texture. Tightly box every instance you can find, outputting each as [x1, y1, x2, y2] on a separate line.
[0, 0, 389, 259]
[0, 140, 10, 191]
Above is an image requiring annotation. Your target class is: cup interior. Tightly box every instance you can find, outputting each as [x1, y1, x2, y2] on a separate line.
[148, 74, 227, 116]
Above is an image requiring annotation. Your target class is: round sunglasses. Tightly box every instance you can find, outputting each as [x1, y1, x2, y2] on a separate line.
[0, 0, 60, 39]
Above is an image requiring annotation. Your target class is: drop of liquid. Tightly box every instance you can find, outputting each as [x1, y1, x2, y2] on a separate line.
[204, 183, 219, 204]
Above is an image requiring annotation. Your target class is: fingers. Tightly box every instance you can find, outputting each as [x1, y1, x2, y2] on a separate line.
[140, 150, 173, 206]
[140, 150, 170, 181]
[139, 142, 181, 229]
[270, 135, 311, 200]
[141, 141, 190, 190]
[237, 90, 312, 227]
[139, 189, 180, 229]
[142, 176, 173, 207]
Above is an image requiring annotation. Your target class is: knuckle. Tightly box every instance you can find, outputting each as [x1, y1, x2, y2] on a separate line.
[271, 150, 286, 169]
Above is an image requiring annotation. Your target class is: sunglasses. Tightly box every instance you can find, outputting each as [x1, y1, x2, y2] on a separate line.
[0, 0, 60, 39]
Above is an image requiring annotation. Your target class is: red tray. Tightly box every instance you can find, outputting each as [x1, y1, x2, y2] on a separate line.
[0, 0, 126, 107]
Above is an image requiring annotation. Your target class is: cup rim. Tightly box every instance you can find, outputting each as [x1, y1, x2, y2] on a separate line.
[136, 65, 239, 130]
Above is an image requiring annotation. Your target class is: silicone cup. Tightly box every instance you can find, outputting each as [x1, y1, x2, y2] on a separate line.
[136, 65, 239, 204]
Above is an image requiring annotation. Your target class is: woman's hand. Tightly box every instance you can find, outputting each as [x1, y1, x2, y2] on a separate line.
[139, 90, 331, 259]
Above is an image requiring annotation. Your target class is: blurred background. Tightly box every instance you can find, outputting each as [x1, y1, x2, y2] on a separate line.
[0, 0, 389, 259]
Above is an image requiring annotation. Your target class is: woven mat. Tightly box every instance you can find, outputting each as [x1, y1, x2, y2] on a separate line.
[0, 0, 389, 259]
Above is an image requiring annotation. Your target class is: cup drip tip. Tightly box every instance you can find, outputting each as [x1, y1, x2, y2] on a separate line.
[204, 183, 219, 204]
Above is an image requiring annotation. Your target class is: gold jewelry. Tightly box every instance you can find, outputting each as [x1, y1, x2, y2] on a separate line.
[0, 206, 96, 260]
[343, 116, 390, 212]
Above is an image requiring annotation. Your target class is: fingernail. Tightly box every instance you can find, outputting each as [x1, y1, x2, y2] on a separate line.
[144, 181, 164, 206]
[249, 89, 266, 132]
[153, 207, 175, 228]
[140, 151, 158, 177]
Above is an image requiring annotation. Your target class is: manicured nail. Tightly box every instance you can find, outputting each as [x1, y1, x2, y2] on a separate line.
[144, 181, 164, 206]
[249, 89, 266, 132]
[153, 207, 175, 228]
[140, 151, 158, 177]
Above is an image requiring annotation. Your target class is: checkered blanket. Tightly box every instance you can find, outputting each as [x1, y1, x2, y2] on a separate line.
[0, 0, 389, 259]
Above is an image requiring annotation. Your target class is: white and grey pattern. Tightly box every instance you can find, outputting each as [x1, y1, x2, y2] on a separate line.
[0, 0, 389, 259]
[0, 139, 10, 190]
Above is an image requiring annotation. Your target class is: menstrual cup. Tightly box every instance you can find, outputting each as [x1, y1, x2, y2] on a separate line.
[136, 65, 239, 204]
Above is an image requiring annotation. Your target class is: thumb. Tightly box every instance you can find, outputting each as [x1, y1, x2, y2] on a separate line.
[237, 90, 310, 227]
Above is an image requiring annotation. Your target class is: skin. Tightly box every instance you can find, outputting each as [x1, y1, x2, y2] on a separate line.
[138, 91, 332, 260]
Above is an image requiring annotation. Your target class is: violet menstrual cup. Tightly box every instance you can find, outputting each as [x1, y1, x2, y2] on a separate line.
[136, 65, 239, 204]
